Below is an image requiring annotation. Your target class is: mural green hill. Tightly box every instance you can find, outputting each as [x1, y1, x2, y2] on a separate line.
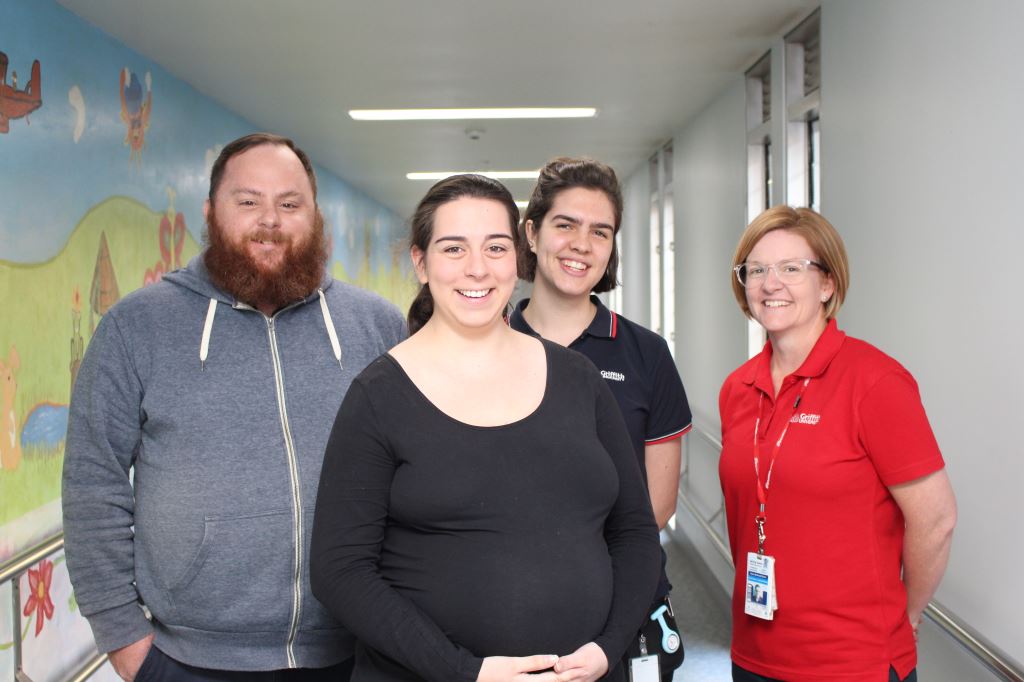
[1, 202, 417, 426]
[0, 196, 200, 421]
[0, 197, 414, 527]
[1, 196, 199, 525]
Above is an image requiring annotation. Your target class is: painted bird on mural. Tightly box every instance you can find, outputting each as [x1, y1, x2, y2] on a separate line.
[120, 67, 152, 160]
[0, 51, 42, 134]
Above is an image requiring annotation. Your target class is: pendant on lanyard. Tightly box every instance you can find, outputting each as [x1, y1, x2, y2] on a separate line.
[752, 376, 810, 555]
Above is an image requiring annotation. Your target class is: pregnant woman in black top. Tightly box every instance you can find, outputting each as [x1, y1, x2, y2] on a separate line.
[310, 174, 660, 682]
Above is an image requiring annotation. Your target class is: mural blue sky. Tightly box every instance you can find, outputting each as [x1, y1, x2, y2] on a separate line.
[0, 0, 406, 282]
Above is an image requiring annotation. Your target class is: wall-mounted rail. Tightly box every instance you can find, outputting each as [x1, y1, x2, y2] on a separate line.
[1, 534, 107, 682]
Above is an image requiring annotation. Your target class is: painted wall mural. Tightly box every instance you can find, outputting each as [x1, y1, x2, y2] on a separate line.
[119, 67, 152, 161]
[1, 0, 416, 676]
[0, 50, 42, 134]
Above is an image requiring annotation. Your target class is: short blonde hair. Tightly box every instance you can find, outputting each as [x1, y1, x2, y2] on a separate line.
[731, 205, 849, 320]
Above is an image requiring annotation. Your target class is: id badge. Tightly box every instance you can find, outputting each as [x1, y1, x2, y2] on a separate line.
[629, 655, 660, 682]
[744, 552, 776, 620]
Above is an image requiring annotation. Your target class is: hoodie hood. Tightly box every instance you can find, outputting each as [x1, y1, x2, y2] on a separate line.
[163, 253, 341, 370]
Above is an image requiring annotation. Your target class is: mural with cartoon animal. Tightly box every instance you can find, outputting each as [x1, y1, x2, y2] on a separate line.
[1, 0, 415, 677]
[119, 66, 151, 160]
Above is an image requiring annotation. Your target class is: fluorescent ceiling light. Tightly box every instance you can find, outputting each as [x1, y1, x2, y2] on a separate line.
[351, 107, 596, 121]
[407, 170, 540, 181]
[515, 201, 530, 209]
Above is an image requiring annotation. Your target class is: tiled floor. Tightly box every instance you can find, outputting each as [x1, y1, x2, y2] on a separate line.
[663, 537, 733, 681]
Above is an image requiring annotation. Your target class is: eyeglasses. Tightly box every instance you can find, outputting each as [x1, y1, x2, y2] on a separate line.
[733, 258, 827, 288]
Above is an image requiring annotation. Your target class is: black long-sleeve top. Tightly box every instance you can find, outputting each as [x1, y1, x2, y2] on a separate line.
[310, 340, 661, 681]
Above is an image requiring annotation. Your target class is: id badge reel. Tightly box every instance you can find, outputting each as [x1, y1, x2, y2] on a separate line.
[629, 633, 660, 682]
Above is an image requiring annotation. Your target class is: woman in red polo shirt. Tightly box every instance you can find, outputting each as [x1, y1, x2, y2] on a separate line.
[719, 206, 956, 682]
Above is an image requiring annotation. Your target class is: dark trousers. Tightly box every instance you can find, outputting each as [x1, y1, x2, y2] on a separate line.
[135, 646, 354, 682]
[732, 662, 917, 682]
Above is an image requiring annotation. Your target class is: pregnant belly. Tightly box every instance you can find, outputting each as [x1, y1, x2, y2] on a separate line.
[382, 533, 613, 657]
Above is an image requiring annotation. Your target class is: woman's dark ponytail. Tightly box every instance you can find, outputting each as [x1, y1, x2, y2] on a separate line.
[407, 284, 434, 335]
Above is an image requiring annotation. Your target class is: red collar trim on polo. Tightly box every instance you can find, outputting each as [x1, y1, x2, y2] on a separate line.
[742, 319, 846, 393]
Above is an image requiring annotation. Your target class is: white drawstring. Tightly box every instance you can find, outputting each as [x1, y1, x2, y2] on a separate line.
[318, 289, 343, 369]
[199, 293, 341, 371]
[200, 298, 217, 370]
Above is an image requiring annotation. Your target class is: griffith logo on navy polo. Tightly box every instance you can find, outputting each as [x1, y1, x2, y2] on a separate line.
[600, 369, 625, 382]
[789, 412, 821, 425]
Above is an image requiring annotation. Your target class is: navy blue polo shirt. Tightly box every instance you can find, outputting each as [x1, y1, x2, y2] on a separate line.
[510, 297, 692, 599]
[510, 296, 692, 472]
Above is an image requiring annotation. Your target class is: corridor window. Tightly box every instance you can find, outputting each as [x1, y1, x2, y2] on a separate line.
[607, 231, 624, 313]
[809, 116, 821, 212]
[743, 8, 822, 359]
[648, 144, 675, 348]
[784, 9, 820, 208]
[746, 52, 772, 358]
[746, 51, 772, 222]
[649, 155, 661, 334]
[662, 189, 675, 355]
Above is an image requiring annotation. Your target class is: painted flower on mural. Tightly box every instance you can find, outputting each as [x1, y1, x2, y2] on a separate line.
[23, 558, 55, 636]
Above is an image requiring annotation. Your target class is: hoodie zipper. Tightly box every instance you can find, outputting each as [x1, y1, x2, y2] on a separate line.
[265, 314, 304, 668]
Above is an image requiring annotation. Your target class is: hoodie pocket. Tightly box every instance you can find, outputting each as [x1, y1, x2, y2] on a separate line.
[167, 508, 295, 632]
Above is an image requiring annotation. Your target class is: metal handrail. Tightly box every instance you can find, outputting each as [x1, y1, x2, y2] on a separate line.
[0, 534, 65, 584]
[68, 652, 110, 682]
[676, 486, 733, 569]
[1, 533, 108, 682]
[691, 423, 722, 452]
[682, 423, 1024, 682]
[925, 601, 1024, 682]
[678, 424, 732, 567]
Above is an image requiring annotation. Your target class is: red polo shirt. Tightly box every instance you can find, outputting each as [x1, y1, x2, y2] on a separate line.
[719, 320, 944, 681]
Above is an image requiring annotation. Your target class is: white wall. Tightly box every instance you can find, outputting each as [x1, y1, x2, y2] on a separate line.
[671, 80, 750, 434]
[620, 81, 749, 432]
[670, 80, 752, 597]
[822, 0, 1024, 667]
[620, 81, 750, 597]
[620, 160, 653, 327]
[620, 0, 1024, 676]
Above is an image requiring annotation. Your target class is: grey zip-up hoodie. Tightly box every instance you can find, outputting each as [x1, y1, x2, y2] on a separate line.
[63, 255, 406, 670]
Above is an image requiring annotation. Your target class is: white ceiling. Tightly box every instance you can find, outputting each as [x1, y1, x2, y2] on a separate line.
[58, 0, 818, 218]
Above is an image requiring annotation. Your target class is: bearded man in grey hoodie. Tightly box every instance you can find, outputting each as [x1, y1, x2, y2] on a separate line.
[63, 133, 406, 681]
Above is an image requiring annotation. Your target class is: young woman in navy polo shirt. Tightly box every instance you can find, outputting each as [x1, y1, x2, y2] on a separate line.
[511, 157, 692, 682]
[720, 206, 957, 682]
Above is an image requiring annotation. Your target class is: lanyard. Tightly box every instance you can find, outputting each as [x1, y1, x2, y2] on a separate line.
[752, 376, 811, 554]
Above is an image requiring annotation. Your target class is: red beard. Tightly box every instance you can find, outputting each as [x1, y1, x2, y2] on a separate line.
[203, 207, 328, 313]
